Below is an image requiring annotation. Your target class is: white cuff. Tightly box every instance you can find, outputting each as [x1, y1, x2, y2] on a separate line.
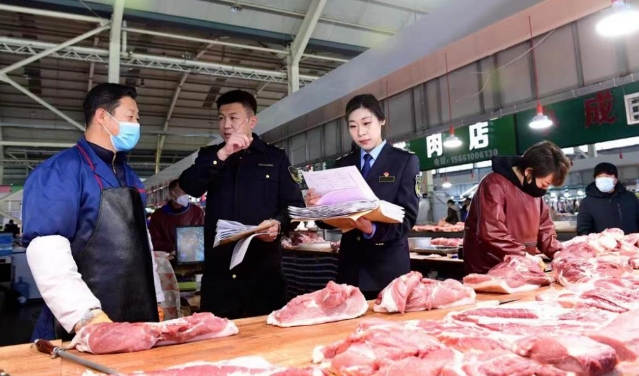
[27, 235, 101, 333]
[147, 228, 165, 304]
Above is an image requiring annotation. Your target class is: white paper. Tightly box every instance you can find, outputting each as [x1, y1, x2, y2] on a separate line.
[229, 233, 261, 270]
[214, 219, 262, 248]
[302, 166, 377, 206]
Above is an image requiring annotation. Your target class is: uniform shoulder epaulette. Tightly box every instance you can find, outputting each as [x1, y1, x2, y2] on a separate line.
[265, 142, 284, 151]
[335, 151, 354, 161]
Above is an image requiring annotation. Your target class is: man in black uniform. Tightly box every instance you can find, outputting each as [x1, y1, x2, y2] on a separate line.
[179, 90, 304, 319]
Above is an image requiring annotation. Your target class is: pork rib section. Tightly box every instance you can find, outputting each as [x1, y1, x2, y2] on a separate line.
[84, 356, 325, 376]
[374, 272, 475, 313]
[463, 255, 552, 294]
[267, 281, 367, 327]
[513, 335, 618, 376]
[69, 313, 238, 354]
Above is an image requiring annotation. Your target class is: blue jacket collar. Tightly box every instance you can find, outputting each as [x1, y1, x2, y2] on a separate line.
[76, 137, 131, 189]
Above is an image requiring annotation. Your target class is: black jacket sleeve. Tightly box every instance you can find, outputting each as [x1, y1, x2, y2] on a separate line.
[445, 208, 459, 224]
[576, 198, 594, 236]
[274, 154, 304, 233]
[179, 146, 225, 198]
[368, 155, 420, 243]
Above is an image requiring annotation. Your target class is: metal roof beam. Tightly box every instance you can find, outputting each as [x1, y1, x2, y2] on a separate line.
[155, 44, 213, 173]
[0, 4, 107, 25]
[0, 37, 320, 84]
[108, 0, 124, 83]
[289, 0, 327, 94]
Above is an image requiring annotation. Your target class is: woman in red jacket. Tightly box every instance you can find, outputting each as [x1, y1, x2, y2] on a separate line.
[463, 141, 571, 274]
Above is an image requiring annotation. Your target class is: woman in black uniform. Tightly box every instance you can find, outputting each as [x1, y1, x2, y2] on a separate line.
[306, 94, 420, 299]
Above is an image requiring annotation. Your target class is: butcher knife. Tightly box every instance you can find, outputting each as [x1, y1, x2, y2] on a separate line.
[33, 339, 119, 375]
[498, 298, 520, 305]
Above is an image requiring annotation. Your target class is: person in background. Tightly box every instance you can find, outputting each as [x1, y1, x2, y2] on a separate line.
[179, 90, 304, 319]
[22, 83, 164, 340]
[577, 162, 639, 235]
[4, 220, 19, 237]
[460, 198, 471, 222]
[464, 141, 570, 274]
[149, 179, 204, 258]
[445, 199, 460, 224]
[305, 94, 420, 300]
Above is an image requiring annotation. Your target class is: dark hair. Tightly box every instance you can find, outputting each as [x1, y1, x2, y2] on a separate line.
[83, 83, 137, 126]
[594, 162, 618, 178]
[216, 90, 257, 115]
[447, 199, 455, 205]
[518, 141, 571, 186]
[345, 94, 386, 123]
[168, 179, 180, 192]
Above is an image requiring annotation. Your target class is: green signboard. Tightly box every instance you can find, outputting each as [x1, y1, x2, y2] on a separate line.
[516, 83, 639, 152]
[406, 116, 517, 171]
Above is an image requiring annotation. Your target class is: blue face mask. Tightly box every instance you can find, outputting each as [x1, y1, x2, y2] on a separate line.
[104, 112, 141, 152]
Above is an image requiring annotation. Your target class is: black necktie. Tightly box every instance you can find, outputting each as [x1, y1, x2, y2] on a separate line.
[362, 154, 372, 178]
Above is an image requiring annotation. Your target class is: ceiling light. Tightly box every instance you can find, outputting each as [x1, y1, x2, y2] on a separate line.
[529, 104, 553, 129]
[442, 181, 452, 189]
[577, 190, 584, 196]
[230, 3, 243, 12]
[564, 192, 571, 198]
[443, 133, 462, 148]
[550, 192, 557, 198]
[597, 0, 639, 37]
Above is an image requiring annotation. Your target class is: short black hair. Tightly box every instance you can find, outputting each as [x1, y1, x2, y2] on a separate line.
[447, 199, 455, 205]
[345, 94, 386, 123]
[518, 141, 571, 187]
[216, 90, 257, 115]
[8, 220, 13, 224]
[168, 179, 180, 192]
[83, 83, 137, 127]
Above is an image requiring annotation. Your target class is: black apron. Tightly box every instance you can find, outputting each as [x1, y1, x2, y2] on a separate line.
[32, 152, 158, 341]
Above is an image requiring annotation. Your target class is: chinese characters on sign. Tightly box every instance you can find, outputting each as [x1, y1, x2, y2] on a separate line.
[584, 90, 616, 129]
[408, 116, 517, 171]
[469, 122, 489, 150]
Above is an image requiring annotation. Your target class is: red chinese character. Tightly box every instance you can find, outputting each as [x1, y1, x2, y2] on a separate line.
[584, 90, 616, 129]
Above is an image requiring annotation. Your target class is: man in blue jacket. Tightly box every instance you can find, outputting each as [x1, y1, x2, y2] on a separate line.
[23, 83, 164, 340]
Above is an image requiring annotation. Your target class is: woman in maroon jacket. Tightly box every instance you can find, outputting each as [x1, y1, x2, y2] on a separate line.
[463, 141, 571, 274]
[149, 179, 205, 257]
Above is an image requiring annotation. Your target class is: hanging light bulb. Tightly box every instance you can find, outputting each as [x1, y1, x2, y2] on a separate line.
[528, 16, 554, 130]
[443, 53, 462, 148]
[443, 126, 462, 148]
[530, 103, 554, 129]
[442, 180, 452, 189]
[597, 0, 639, 37]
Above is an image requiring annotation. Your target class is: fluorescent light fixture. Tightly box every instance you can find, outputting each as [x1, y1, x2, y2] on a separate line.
[443, 134, 462, 148]
[597, 0, 639, 37]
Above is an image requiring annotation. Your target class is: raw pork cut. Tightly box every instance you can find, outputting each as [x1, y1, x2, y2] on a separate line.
[312, 319, 451, 376]
[588, 309, 639, 361]
[70, 313, 238, 354]
[267, 281, 367, 327]
[374, 272, 475, 313]
[552, 257, 632, 286]
[513, 335, 618, 376]
[431, 238, 463, 247]
[84, 356, 324, 376]
[463, 255, 552, 294]
[441, 350, 569, 376]
[413, 320, 509, 353]
[537, 278, 639, 313]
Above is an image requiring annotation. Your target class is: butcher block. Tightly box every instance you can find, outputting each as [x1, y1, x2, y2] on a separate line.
[0, 287, 561, 376]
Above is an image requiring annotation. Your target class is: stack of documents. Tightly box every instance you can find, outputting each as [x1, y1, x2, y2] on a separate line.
[288, 166, 405, 232]
[214, 219, 274, 270]
[213, 219, 272, 248]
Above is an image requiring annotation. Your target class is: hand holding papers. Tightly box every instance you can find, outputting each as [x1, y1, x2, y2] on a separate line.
[289, 166, 405, 232]
[214, 219, 274, 270]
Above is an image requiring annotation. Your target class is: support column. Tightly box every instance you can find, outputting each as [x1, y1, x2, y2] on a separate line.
[108, 0, 124, 83]
[287, 0, 327, 94]
[588, 144, 597, 158]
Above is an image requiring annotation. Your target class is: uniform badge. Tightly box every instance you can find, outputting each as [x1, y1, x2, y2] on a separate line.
[288, 166, 303, 184]
[415, 175, 422, 197]
[379, 172, 396, 183]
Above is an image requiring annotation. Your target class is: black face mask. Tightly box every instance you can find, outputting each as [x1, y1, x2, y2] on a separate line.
[522, 174, 547, 198]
